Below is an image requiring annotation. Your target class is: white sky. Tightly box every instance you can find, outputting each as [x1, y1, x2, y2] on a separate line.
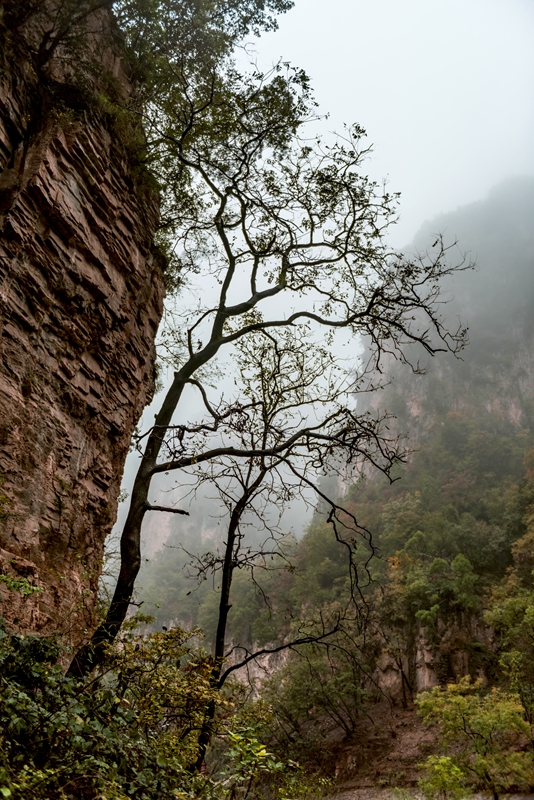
[247, 0, 534, 247]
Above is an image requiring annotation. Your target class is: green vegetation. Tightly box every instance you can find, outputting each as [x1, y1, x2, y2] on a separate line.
[146, 409, 532, 651]
[14, 421, 531, 800]
[0, 575, 42, 596]
[0, 473, 10, 522]
[0, 619, 325, 799]
[136, 400, 534, 787]
[258, 624, 374, 772]
[0, 622, 211, 798]
[417, 679, 534, 799]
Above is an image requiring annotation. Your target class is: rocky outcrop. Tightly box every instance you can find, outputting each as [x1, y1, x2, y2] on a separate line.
[0, 4, 165, 638]
[375, 616, 493, 707]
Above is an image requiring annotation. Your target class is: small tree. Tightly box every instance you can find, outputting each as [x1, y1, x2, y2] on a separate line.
[417, 677, 534, 800]
[418, 755, 468, 800]
[483, 454, 534, 717]
[167, 328, 397, 766]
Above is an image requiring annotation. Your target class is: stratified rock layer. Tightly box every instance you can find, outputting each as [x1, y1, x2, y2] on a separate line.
[0, 10, 165, 636]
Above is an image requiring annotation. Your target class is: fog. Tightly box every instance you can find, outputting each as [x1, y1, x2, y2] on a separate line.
[247, 0, 534, 248]
[114, 0, 534, 561]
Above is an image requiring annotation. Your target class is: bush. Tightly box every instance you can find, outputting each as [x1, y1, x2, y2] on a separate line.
[0, 621, 214, 798]
[417, 677, 534, 800]
[0, 619, 318, 799]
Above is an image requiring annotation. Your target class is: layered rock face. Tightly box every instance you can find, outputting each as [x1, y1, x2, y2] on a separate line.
[0, 5, 165, 637]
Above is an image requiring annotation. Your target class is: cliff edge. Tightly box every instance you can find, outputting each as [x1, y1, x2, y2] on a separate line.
[0, 1, 165, 638]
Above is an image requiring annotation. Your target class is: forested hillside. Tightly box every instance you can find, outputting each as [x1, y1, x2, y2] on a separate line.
[138, 176, 534, 793]
[140, 176, 534, 637]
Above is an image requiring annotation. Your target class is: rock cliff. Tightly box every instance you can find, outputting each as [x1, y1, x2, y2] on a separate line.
[0, 3, 165, 638]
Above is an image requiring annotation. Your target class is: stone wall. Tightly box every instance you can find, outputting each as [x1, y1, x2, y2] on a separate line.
[0, 5, 165, 638]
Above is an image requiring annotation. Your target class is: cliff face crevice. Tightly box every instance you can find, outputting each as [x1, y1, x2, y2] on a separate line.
[0, 5, 165, 637]
[375, 614, 493, 706]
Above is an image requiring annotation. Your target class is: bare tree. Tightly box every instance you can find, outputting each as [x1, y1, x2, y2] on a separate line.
[157, 329, 393, 766]
[69, 56, 468, 677]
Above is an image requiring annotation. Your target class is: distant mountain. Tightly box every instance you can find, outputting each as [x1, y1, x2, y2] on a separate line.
[367, 176, 534, 434]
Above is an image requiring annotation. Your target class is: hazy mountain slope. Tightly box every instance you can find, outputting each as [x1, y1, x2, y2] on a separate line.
[255, 178, 534, 792]
[372, 176, 534, 432]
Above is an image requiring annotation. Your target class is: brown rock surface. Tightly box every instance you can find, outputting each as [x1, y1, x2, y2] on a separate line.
[331, 702, 436, 794]
[0, 5, 165, 638]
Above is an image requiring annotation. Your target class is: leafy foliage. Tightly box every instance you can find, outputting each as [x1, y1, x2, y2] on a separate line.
[259, 630, 374, 772]
[0, 622, 210, 798]
[418, 755, 468, 800]
[0, 618, 317, 799]
[0, 575, 42, 596]
[417, 678, 534, 798]
[485, 461, 534, 722]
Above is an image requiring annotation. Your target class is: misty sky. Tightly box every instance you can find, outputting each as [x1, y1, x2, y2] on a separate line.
[248, 0, 534, 247]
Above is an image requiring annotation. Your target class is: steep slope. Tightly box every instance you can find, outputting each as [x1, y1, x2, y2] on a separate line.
[225, 180, 534, 793]
[327, 178, 534, 790]
[0, 4, 165, 637]
[375, 176, 534, 432]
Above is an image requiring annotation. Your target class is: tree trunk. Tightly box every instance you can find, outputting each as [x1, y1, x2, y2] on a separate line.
[194, 469, 265, 769]
[68, 370, 190, 677]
